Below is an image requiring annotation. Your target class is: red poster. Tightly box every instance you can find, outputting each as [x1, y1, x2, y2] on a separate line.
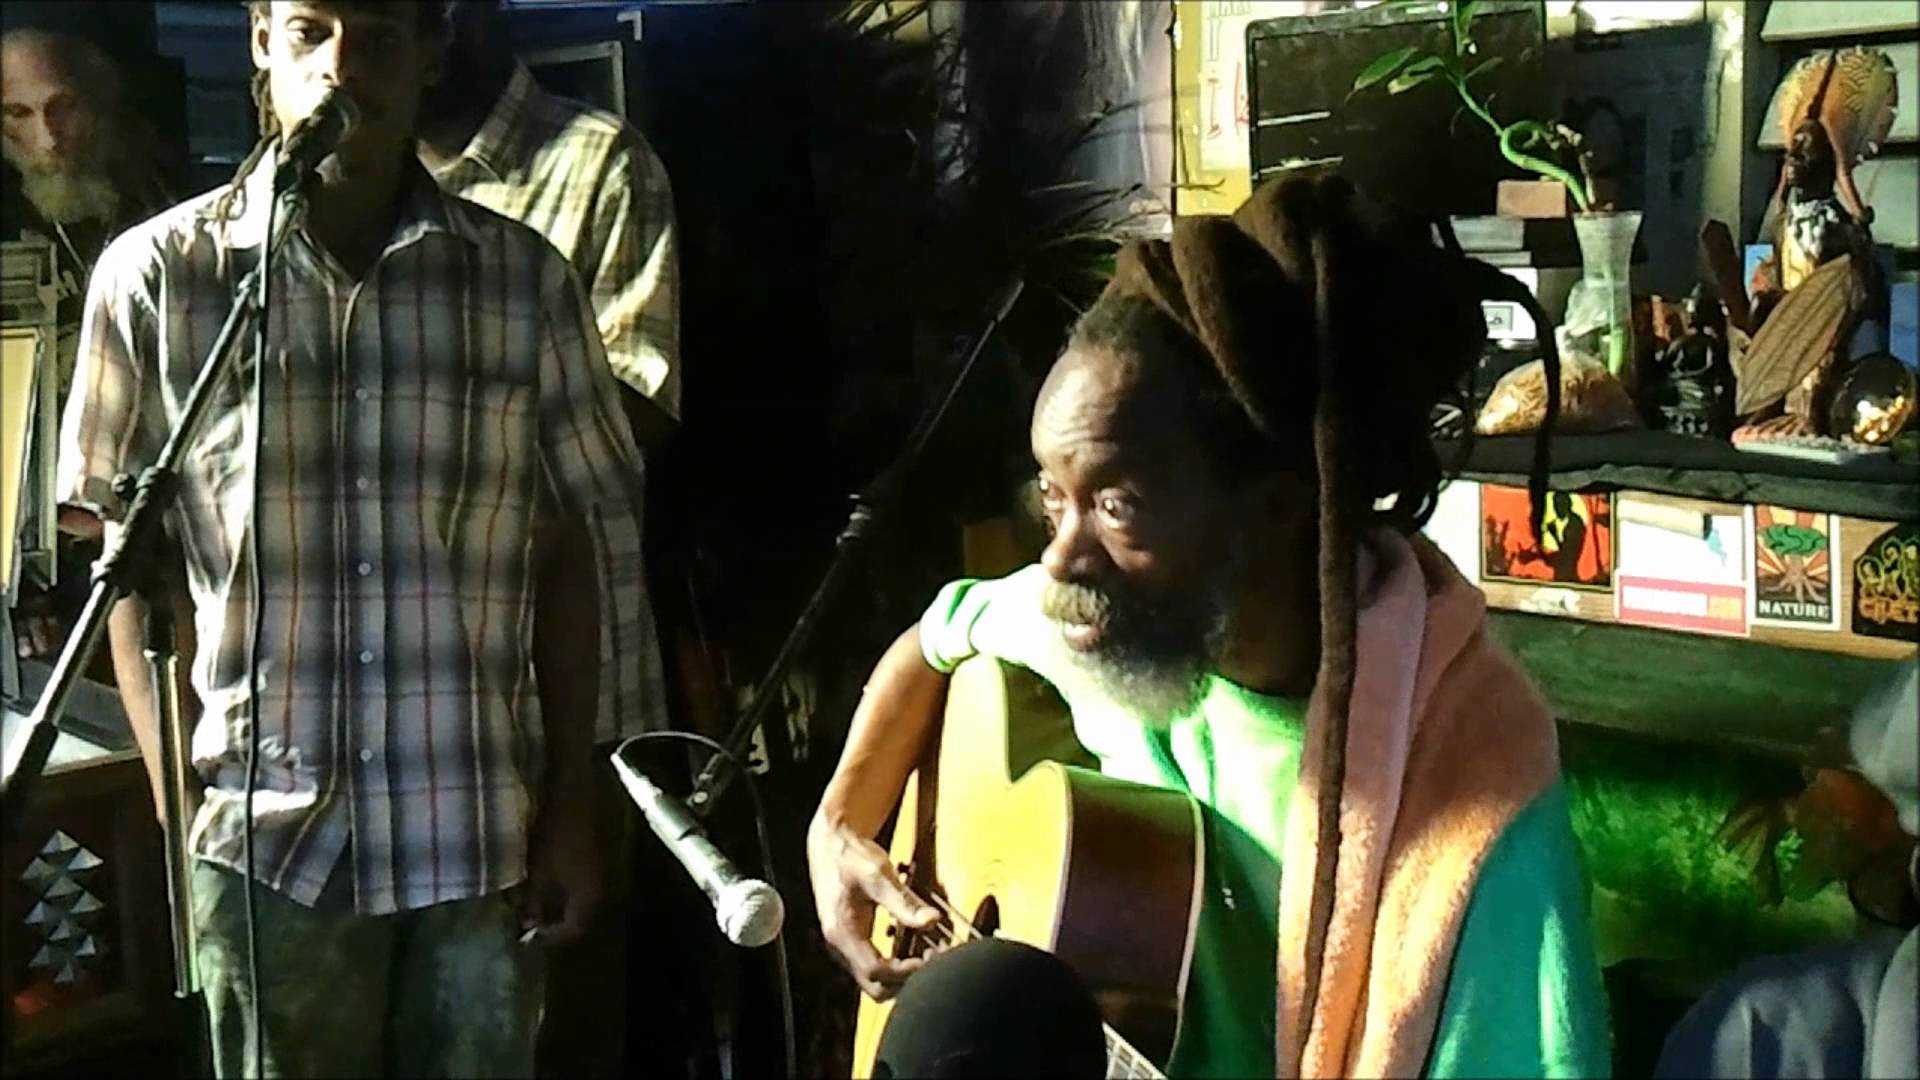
[1480, 486, 1614, 590]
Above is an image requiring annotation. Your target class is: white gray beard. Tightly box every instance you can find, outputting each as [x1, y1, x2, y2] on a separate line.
[1069, 652, 1211, 728]
[13, 161, 121, 225]
[1054, 591, 1234, 728]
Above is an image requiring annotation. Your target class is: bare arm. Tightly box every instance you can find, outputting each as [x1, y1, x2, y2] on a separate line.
[525, 515, 603, 944]
[533, 517, 599, 797]
[106, 594, 164, 818]
[91, 519, 200, 824]
[806, 624, 952, 1000]
[812, 625, 950, 839]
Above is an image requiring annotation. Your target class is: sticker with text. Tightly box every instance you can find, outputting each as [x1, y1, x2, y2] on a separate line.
[1750, 506, 1841, 630]
[1852, 523, 1919, 642]
[1617, 574, 1749, 637]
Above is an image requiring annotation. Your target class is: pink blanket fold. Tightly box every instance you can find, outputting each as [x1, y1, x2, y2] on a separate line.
[1275, 529, 1561, 1078]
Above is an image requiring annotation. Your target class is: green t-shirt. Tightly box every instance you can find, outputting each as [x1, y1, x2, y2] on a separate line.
[920, 567, 1611, 1079]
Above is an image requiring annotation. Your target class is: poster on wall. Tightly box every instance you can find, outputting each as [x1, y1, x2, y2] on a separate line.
[1750, 506, 1842, 630]
[1614, 494, 1747, 636]
[1193, 1, 1307, 173]
[1480, 485, 1614, 590]
[1616, 576, 1748, 635]
[1851, 522, 1919, 643]
[2, 329, 37, 593]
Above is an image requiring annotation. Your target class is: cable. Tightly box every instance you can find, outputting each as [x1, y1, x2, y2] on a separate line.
[622, 730, 797, 1080]
[241, 187, 276, 1080]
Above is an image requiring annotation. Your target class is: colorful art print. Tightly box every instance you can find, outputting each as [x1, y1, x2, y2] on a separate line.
[1852, 523, 1920, 642]
[1480, 486, 1614, 590]
[1751, 506, 1840, 629]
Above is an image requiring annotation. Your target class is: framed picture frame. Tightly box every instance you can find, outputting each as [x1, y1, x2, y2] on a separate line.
[1479, 484, 1617, 592]
[524, 39, 629, 118]
[2, 237, 62, 608]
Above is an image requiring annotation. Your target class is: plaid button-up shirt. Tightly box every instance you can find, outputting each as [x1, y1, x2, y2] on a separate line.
[57, 155, 648, 913]
[428, 64, 678, 415]
[429, 64, 675, 744]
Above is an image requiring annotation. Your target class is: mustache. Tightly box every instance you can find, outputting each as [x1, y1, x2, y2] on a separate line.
[1039, 580, 1114, 627]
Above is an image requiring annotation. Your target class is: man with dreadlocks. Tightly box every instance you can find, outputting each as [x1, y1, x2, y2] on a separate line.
[57, 1, 644, 1074]
[809, 173, 1611, 1077]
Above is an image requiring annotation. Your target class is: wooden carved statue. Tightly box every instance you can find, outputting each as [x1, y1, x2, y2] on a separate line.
[1739, 47, 1898, 432]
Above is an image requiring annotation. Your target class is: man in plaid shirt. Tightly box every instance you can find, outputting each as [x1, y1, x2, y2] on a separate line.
[417, 4, 684, 1074]
[417, 0, 674, 760]
[57, 1, 643, 1073]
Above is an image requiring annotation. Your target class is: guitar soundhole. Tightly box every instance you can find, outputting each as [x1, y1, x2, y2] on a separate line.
[971, 895, 1001, 937]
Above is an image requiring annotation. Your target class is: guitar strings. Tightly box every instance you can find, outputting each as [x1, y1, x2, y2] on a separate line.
[891, 888, 974, 952]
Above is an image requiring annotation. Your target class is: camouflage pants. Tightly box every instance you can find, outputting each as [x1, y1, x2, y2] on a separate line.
[192, 858, 544, 1078]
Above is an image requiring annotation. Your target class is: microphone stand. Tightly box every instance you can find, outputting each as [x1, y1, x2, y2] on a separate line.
[683, 278, 1024, 817]
[1, 185, 305, 880]
[143, 601, 200, 999]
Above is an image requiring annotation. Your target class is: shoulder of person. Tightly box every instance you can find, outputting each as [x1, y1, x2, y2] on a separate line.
[437, 189, 573, 273]
[922, 564, 1065, 672]
[1657, 938, 1902, 1077]
[94, 186, 230, 285]
[537, 92, 671, 186]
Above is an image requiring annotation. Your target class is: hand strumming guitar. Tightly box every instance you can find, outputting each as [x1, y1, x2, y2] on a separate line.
[807, 625, 952, 1000]
[807, 821, 939, 1000]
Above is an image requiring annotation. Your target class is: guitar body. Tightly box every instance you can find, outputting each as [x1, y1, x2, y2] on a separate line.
[850, 657, 1204, 1078]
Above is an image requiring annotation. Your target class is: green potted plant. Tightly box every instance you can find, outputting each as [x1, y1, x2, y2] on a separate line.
[1351, 0, 1641, 380]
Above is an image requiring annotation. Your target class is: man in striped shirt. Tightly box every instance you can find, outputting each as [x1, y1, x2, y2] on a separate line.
[416, 6, 682, 1074]
[57, 1, 644, 1074]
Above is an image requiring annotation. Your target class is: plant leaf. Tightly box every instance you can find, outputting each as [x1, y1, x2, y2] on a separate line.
[1763, 524, 1827, 557]
[1467, 55, 1504, 81]
[1351, 45, 1422, 94]
[1452, 0, 1481, 53]
[1388, 57, 1448, 95]
[1388, 70, 1442, 95]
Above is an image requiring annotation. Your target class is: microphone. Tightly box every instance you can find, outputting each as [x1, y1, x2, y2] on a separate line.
[611, 748, 786, 948]
[272, 87, 360, 195]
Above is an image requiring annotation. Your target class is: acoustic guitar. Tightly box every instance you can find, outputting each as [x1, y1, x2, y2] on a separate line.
[850, 656, 1205, 1079]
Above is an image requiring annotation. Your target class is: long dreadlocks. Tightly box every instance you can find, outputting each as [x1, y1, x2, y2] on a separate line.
[1067, 170, 1560, 1075]
[211, 0, 450, 221]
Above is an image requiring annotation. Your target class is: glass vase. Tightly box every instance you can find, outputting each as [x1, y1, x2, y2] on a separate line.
[1571, 210, 1642, 381]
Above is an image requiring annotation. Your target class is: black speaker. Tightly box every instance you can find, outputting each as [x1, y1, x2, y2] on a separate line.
[1246, 0, 1547, 220]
